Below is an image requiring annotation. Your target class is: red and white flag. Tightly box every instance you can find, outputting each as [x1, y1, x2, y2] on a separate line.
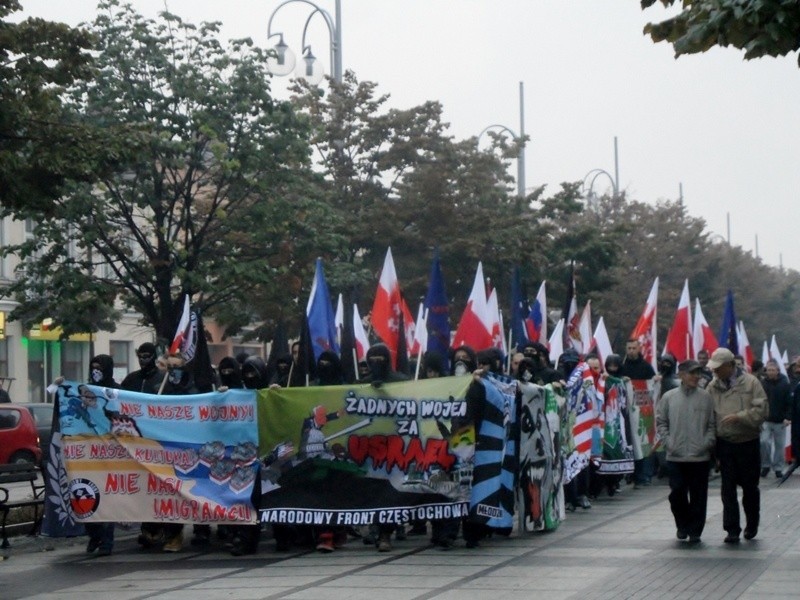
[737, 321, 754, 370]
[409, 303, 428, 357]
[630, 277, 659, 369]
[664, 279, 692, 362]
[371, 248, 404, 367]
[548, 318, 565, 366]
[592, 316, 613, 366]
[452, 262, 493, 351]
[577, 301, 592, 356]
[487, 287, 505, 353]
[353, 304, 370, 361]
[169, 295, 192, 355]
[692, 298, 718, 358]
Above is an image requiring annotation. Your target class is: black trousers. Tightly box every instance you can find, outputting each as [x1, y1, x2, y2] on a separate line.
[667, 460, 710, 537]
[716, 438, 760, 535]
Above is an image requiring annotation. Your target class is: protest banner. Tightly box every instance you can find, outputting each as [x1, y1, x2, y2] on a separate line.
[257, 376, 473, 527]
[55, 382, 259, 525]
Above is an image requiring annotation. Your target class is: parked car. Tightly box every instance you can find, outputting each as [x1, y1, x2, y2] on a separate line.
[0, 404, 42, 465]
[24, 403, 55, 461]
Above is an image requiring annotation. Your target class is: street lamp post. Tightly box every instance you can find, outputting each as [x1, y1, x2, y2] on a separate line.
[267, 0, 342, 84]
[478, 82, 527, 198]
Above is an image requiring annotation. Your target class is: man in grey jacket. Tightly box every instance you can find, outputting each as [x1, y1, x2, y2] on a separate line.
[656, 359, 716, 544]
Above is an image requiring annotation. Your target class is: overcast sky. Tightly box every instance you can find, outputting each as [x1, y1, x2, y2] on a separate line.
[20, 0, 800, 272]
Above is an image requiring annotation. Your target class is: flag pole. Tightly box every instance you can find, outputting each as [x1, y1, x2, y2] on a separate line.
[352, 348, 359, 381]
[414, 353, 422, 380]
[506, 329, 514, 374]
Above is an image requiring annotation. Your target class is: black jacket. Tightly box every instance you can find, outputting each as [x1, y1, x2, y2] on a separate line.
[761, 375, 791, 423]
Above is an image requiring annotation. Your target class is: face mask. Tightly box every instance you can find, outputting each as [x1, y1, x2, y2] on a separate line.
[91, 369, 103, 383]
[454, 361, 468, 376]
[168, 368, 183, 384]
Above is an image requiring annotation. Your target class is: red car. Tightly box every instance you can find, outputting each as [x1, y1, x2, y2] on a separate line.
[0, 404, 43, 465]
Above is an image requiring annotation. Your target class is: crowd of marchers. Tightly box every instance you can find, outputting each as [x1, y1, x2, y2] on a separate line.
[62, 337, 800, 558]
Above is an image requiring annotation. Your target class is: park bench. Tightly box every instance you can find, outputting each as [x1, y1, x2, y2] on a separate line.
[0, 462, 45, 548]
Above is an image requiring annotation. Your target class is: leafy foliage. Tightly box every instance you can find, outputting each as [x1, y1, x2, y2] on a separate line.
[642, 0, 800, 66]
[1, 1, 340, 341]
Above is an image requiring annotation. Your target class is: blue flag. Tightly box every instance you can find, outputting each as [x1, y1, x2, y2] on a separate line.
[717, 289, 738, 352]
[424, 250, 450, 370]
[510, 266, 530, 351]
[306, 258, 339, 361]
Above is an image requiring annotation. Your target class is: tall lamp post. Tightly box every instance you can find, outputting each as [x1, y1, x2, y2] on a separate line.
[478, 82, 527, 198]
[581, 136, 620, 205]
[267, 0, 342, 84]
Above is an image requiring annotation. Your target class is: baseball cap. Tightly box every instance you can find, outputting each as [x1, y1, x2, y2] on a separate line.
[707, 347, 735, 370]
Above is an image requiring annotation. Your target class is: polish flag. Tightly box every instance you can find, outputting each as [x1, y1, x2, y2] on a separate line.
[371, 248, 404, 367]
[548, 318, 565, 366]
[487, 287, 506, 353]
[592, 316, 613, 366]
[664, 279, 692, 362]
[353, 304, 370, 361]
[527, 281, 547, 343]
[452, 262, 493, 351]
[692, 298, 718, 358]
[169, 295, 192, 355]
[578, 301, 592, 356]
[737, 321, 754, 370]
[409, 303, 428, 357]
[630, 277, 659, 369]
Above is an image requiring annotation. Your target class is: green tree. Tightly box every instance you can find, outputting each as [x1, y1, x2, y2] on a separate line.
[1, 1, 339, 341]
[0, 0, 117, 213]
[641, 0, 800, 66]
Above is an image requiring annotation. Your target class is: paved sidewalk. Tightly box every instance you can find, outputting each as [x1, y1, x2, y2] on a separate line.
[2, 472, 799, 599]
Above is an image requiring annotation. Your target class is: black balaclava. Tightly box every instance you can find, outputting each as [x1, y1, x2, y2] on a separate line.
[476, 348, 504, 375]
[366, 343, 392, 382]
[658, 353, 677, 376]
[517, 357, 538, 382]
[450, 345, 477, 376]
[218, 356, 243, 388]
[558, 348, 580, 379]
[136, 342, 157, 374]
[241, 356, 269, 389]
[604, 354, 623, 375]
[316, 350, 343, 385]
[89, 354, 116, 387]
[423, 351, 445, 378]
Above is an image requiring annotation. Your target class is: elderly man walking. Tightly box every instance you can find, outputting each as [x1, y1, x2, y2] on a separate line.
[707, 348, 767, 544]
[656, 360, 716, 544]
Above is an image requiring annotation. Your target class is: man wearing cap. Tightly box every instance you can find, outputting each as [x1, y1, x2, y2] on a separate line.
[121, 342, 164, 394]
[706, 347, 767, 544]
[656, 360, 716, 544]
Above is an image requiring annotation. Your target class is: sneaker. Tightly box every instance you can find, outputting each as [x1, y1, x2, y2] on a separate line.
[687, 536, 701, 544]
[163, 533, 183, 552]
[760, 467, 770, 477]
[724, 533, 740, 544]
[579, 497, 592, 509]
[96, 547, 112, 557]
[775, 471, 783, 479]
[316, 532, 335, 553]
[744, 528, 758, 540]
[377, 533, 392, 552]
[394, 526, 407, 541]
[676, 529, 688, 541]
